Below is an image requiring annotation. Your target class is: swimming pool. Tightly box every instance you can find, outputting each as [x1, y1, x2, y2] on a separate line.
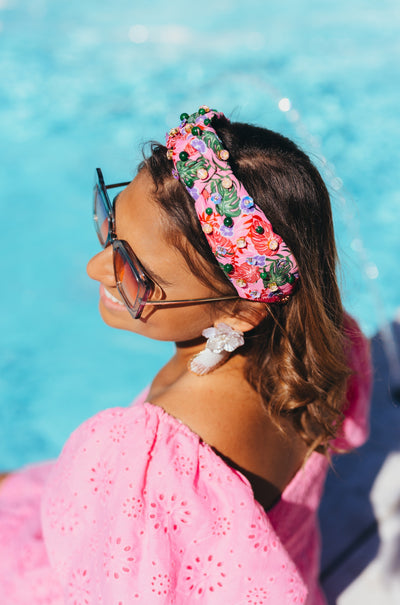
[1, 0, 399, 468]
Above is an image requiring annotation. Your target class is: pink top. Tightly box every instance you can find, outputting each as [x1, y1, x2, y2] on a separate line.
[0, 317, 371, 604]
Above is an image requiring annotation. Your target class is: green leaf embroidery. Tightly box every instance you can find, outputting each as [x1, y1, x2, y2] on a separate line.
[176, 157, 209, 186]
[186, 111, 200, 125]
[262, 258, 294, 287]
[209, 179, 241, 218]
[202, 130, 223, 155]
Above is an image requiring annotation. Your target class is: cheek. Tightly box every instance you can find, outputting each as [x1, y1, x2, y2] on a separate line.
[129, 305, 215, 341]
[98, 298, 215, 341]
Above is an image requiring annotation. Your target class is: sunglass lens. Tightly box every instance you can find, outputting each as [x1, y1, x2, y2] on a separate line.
[114, 247, 140, 310]
[94, 185, 110, 246]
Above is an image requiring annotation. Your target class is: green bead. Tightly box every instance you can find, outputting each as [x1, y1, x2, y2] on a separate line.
[255, 225, 264, 234]
[199, 107, 206, 115]
[205, 207, 213, 215]
[223, 217, 233, 227]
[180, 112, 189, 121]
[204, 118, 211, 125]
[191, 126, 202, 136]
[179, 151, 189, 161]
[186, 178, 194, 188]
[224, 263, 234, 273]
[259, 271, 268, 280]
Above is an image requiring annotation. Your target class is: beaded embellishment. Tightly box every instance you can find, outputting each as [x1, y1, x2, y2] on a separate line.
[166, 106, 299, 303]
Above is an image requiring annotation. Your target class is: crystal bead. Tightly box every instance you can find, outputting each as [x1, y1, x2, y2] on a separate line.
[185, 124, 192, 133]
[197, 168, 208, 180]
[236, 237, 246, 249]
[236, 278, 247, 288]
[169, 127, 178, 136]
[202, 223, 213, 234]
[221, 177, 232, 189]
[269, 282, 279, 292]
[269, 239, 279, 251]
[201, 105, 210, 113]
[219, 149, 230, 160]
[166, 149, 174, 160]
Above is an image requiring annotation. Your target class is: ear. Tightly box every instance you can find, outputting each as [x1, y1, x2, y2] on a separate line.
[215, 301, 267, 334]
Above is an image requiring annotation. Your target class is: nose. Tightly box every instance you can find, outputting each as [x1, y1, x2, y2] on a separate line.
[86, 245, 116, 287]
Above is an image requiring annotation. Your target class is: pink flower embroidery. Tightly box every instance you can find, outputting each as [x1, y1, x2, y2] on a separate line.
[67, 568, 91, 604]
[209, 228, 235, 257]
[103, 535, 137, 580]
[250, 216, 282, 256]
[184, 554, 226, 597]
[233, 263, 260, 284]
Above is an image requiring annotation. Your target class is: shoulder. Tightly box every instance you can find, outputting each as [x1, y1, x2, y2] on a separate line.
[47, 403, 152, 477]
[45, 402, 199, 495]
[43, 401, 217, 520]
[344, 313, 372, 377]
[333, 313, 372, 449]
[42, 402, 308, 602]
[147, 364, 267, 456]
[343, 314, 372, 404]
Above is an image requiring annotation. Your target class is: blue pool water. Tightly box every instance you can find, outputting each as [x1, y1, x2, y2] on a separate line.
[1, 0, 399, 468]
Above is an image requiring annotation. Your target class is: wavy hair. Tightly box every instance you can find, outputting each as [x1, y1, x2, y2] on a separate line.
[139, 115, 352, 456]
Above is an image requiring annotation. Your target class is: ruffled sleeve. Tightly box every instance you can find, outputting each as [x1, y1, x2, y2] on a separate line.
[332, 314, 373, 450]
[42, 402, 308, 604]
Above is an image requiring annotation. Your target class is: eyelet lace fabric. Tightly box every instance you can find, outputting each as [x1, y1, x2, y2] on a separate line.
[0, 317, 371, 604]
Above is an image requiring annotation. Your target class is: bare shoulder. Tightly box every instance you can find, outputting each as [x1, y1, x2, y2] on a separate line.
[147, 366, 256, 447]
[148, 366, 307, 499]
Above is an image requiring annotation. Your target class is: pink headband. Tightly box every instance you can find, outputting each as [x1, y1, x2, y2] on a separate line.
[166, 106, 299, 303]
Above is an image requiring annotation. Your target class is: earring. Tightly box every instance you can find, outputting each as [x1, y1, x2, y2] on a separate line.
[189, 322, 245, 376]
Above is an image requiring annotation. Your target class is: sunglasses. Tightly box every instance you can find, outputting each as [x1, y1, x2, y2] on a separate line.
[93, 168, 238, 319]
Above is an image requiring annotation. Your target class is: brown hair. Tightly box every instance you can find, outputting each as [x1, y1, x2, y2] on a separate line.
[139, 115, 351, 456]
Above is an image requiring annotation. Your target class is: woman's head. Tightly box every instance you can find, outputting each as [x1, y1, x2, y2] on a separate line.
[140, 110, 350, 454]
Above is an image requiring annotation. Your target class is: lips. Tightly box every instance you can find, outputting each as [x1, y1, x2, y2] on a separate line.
[99, 284, 126, 311]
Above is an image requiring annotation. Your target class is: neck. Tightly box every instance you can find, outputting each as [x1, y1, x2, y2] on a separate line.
[149, 337, 247, 400]
[172, 337, 207, 373]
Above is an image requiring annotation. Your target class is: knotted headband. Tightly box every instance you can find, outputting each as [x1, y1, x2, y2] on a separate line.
[166, 106, 299, 303]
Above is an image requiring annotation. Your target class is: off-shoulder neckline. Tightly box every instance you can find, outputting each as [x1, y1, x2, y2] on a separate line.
[141, 400, 323, 512]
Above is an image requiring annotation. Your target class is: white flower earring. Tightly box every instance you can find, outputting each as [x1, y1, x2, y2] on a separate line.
[189, 322, 245, 376]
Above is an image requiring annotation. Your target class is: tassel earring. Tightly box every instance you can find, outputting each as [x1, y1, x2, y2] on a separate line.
[189, 322, 245, 376]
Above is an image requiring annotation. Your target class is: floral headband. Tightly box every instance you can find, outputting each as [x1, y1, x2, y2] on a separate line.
[165, 106, 299, 303]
